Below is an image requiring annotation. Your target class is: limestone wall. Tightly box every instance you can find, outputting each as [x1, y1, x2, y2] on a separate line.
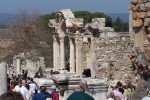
[94, 33, 134, 82]
[130, 0, 150, 51]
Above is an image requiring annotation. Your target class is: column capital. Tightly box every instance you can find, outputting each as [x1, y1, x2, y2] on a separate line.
[60, 37, 64, 43]
[53, 36, 57, 42]
[69, 38, 75, 44]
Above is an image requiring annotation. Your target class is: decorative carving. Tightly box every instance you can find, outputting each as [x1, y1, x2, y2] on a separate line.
[60, 37, 64, 43]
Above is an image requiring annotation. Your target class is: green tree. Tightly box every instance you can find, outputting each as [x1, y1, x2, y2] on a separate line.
[113, 17, 129, 32]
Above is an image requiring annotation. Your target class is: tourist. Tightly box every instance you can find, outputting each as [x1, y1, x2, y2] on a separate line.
[116, 81, 123, 89]
[50, 85, 59, 100]
[112, 86, 124, 100]
[7, 74, 11, 91]
[13, 81, 22, 92]
[141, 91, 150, 100]
[26, 84, 33, 99]
[67, 82, 94, 100]
[106, 92, 115, 100]
[0, 92, 24, 100]
[51, 70, 53, 75]
[27, 77, 31, 84]
[29, 78, 38, 95]
[20, 80, 30, 100]
[32, 86, 52, 100]
[9, 80, 16, 91]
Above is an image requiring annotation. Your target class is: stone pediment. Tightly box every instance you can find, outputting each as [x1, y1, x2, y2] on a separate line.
[48, 19, 56, 28]
[91, 18, 105, 28]
[59, 9, 75, 19]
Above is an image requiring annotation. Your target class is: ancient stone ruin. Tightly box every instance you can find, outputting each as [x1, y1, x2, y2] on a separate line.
[130, 0, 150, 51]
[0, 8, 140, 100]
[12, 52, 45, 78]
[47, 9, 134, 100]
[49, 9, 133, 78]
[126, 0, 150, 99]
[130, 0, 150, 79]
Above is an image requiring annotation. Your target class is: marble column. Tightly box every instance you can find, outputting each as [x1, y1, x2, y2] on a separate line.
[16, 57, 21, 75]
[0, 62, 7, 95]
[90, 37, 96, 77]
[69, 38, 75, 72]
[53, 36, 58, 71]
[75, 37, 83, 77]
[60, 37, 65, 70]
[129, 10, 133, 39]
[57, 42, 60, 70]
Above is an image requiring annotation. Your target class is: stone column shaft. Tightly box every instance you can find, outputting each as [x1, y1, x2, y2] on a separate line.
[75, 37, 83, 77]
[0, 62, 7, 95]
[16, 58, 21, 75]
[60, 37, 65, 70]
[57, 42, 60, 70]
[129, 10, 134, 40]
[53, 36, 58, 71]
[70, 39, 75, 72]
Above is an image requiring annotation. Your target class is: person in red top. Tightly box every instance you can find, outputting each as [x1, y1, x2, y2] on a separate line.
[9, 81, 16, 91]
[50, 86, 59, 100]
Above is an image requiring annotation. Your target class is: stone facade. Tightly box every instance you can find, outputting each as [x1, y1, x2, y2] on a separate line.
[51, 72, 109, 100]
[130, 0, 150, 51]
[49, 9, 134, 81]
[95, 33, 133, 70]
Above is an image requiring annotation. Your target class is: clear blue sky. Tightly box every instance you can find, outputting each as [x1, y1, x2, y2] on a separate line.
[0, 0, 130, 14]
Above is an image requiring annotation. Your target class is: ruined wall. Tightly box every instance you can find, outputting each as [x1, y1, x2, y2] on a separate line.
[94, 33, 134, 82]
[131, 0, 150, 51]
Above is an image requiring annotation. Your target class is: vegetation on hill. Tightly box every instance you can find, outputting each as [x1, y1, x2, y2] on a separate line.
[40, 11, 129, 32]
[113, 17, 129, 32]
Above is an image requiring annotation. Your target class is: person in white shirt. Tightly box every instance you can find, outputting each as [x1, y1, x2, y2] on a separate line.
[29, 78, 38, 95]
[20, 80, 30, 100]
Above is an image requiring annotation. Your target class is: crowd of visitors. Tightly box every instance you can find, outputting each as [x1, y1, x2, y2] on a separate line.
[106, 81, 150, 100]
[0, 74, 59, 100]
[1, 72, 150, 100]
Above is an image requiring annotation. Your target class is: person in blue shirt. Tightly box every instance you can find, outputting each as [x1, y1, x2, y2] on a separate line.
[33, 86, 51, 100]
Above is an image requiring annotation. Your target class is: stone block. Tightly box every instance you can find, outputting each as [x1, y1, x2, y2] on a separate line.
[144, 0, 148, 3]
[130, 4, 136, 12]
[131, 0, 138, 5]
[135, 4, 146, 12]
[59, 9, 75, 19]
[138, 0, 144, 3]
[144, 18, 150, 26]
[132, 19, 143, 27]
[91, 18, 106, 28]
[147, 26, 150, 32]
[139, 4, 146, 11]
[147, 11, 150, 17]
[145, 2, 150, 11]
[137, 12, 147, 18]
[72, 18, 83, 28]
[48, 19, 56, 28]
[132, 12, 138, 19]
